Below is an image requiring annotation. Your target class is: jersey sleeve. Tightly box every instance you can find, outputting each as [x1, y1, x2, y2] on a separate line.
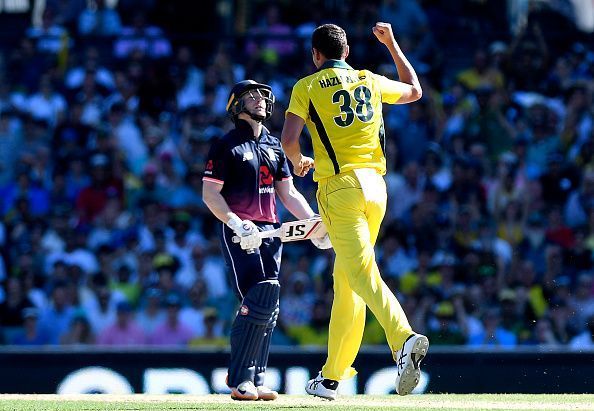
[372, 73, 406, 104]
[286, 79, 309, 121]
[202, 139, 226, 184]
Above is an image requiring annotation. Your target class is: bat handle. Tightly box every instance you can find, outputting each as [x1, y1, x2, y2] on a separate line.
[231, 235, 256, 254]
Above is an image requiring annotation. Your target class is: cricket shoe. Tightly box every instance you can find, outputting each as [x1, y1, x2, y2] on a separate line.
[305, 371, 338, 400]
[394, 333, 429, 396]
[256, 385, 278, 400]
[230, 380, 259, 401]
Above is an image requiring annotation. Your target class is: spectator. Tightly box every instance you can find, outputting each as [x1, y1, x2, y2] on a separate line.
[0, 277, 35, 327]
[468, 307, 517, 347]
[457, 50, 505, 91]
[149, 293, 193, 345]
[178, 280, 208, 337]
[78, 0, 122, 36]
[280, 272, 315, 328]
[27, 75, 67, 127]
[569, 314, 594, 349]
[26, 8, 70, 55]
[136, 287, 165, 335]
[113, 12, 172, 59]
[565, 171, 594, 227]
[189, 308, 226, 347]
[11, 308, 49, 345]
[97, 300, 145, 345]
[0, 111, 22, 187]
[38, 282, 76, 344]
[75, 153, 124, 223]
[85, 285, 118, 334]
[424, 300, 467, 345]
[60, 310, 96, 345]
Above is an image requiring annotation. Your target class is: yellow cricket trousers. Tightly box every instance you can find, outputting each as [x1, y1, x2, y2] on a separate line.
[316, 169, 413, 381]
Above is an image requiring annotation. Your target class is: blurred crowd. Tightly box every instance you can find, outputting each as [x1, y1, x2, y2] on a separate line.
[0, 0, 594, 350]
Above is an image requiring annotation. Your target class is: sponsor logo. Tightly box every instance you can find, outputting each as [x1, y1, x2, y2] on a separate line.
[259, 165, 275, 194]
[242, 152, 254, 161]
[239, 305, 249, 316]
[259, 165, 274, 185]
[259, 186, 275, 194]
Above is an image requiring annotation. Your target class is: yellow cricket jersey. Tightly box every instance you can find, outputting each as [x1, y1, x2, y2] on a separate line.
[287, 59, 404, 181]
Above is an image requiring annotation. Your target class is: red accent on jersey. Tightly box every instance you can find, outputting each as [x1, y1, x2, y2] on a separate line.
[259, 165, 274, 186]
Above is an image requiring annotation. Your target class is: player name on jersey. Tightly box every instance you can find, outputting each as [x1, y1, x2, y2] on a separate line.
[318, 73, 362, 89]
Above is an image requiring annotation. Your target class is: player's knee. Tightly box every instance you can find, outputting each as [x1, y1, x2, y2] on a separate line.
[240, 280, 280, 325]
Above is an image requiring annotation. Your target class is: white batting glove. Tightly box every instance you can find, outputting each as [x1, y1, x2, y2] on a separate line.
[227, 215, 262, 251]
[311, 233, 332, 250]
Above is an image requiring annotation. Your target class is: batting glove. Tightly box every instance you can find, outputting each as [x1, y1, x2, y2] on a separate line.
[227, 215, 262, 251]
[311, 233, 332, 250]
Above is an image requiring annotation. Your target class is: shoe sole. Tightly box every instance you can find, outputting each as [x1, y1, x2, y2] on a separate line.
[305, 386, 336, 400]
[257, 392, 279, 401]
[230, 389, 258, 401]
[396, 335, 429, 396]
[230, 394, 259, 401]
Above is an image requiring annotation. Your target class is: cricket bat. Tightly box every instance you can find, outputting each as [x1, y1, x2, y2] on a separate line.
[232, 216, 327, 244]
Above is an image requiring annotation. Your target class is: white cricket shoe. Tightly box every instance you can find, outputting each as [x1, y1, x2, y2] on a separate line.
[230, 380, 259, 401]
[256, 385, 278, 401]
[305, 371, 338, 400]
[394, 334, 429, 396]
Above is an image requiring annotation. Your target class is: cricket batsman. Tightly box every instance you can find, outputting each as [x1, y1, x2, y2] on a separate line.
[202, 80, 331, 400]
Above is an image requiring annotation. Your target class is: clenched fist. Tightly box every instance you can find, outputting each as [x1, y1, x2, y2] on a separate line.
[372, 22, 396, 46]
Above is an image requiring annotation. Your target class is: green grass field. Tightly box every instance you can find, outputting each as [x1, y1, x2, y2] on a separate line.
[0, 394, 593, 411]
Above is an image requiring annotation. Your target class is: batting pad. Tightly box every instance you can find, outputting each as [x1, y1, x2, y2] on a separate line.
[228, 280, 281, 387]
[255, 304, 279, 387]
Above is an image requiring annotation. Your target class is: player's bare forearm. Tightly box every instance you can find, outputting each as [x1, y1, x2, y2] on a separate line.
[202, 181, 238, 224]
[282, 113, 314, 176]
[275, 179, 316, 220]
[373, 22, 422, 102]
[387, 43, 421, 95]
[281, 113, 305, 166]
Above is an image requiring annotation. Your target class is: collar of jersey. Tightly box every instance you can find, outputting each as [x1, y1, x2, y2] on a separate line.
[318, 59, 352, 71]
[235, 119, 268, 140]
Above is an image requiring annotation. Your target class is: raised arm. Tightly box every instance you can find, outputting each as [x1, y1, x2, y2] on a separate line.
[373, 22, 422, 104]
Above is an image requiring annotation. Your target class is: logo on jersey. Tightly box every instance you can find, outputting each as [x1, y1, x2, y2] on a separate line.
[243, 152, 254, 161]
[267, 148, 278, 161]
[259, 165, 275, 194]
[204, 160, 213, 175]
[239, 305, 249, 316]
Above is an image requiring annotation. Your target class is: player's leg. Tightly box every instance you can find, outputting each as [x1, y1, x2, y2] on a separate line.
[305, 174, 367, 399]
[254, 303, 279, 400]
[322, 260, 366, 380]
[317, 171, 421, 378]
[253, 234, 282, 400]
[357, 171, 429, 395]
[221, 223, 280, 400]
[227, 279, 280, 399]
[307, 259, 365, 400]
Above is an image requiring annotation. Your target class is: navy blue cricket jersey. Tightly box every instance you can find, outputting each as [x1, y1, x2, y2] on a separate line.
[202, 119, 292, 223]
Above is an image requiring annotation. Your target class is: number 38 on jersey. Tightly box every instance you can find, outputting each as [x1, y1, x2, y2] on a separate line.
[332, 85, 374, 127]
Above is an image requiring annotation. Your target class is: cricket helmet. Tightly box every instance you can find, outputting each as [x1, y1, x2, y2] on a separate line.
[226, 80, 275, 123]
